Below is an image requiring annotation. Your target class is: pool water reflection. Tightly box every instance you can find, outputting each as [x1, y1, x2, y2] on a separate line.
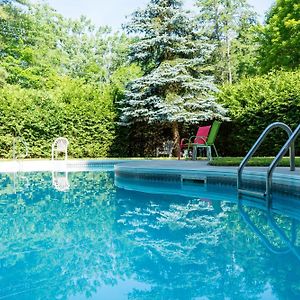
[0, 171, 300, 300]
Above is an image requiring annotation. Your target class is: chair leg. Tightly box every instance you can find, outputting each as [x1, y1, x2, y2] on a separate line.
[212, 144, 218, 157]
[192, 145, 197, 160]
[207, 146, 212, 161]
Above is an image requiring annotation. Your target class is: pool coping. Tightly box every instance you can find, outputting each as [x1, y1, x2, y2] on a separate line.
[114, 160, 300, 187]
[1, 158, 300, 186]
[0, 159, 125, 173]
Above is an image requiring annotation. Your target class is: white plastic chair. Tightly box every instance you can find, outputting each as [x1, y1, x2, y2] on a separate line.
[52, 137, 69, 161]
[156, 140, 174, 158]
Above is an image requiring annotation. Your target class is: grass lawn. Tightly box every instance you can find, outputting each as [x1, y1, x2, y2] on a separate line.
[209, 156, 299, 167]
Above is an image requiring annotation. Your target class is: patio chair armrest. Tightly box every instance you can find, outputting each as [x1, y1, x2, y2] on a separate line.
[180, 138, 188, 144]
[188, 136, 196, 144]
[188, 136, 208, 145]
[180, 138, 189, 149]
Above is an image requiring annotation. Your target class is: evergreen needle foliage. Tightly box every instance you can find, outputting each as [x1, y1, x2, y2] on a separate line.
[120, 0, 227, 154]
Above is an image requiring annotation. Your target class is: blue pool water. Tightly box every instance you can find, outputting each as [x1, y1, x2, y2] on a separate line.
[0, 171, 300, 300]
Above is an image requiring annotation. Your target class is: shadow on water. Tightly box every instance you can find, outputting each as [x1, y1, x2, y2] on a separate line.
[0, 171, 300, 299]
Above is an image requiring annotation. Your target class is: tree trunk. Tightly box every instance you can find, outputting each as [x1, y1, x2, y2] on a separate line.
[172, 122, 181, 159]
[226, 34, 232, 84]
[225, 0, 232, 84]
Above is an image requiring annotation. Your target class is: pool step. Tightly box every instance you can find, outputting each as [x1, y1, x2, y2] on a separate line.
[238, 188, 266, 199]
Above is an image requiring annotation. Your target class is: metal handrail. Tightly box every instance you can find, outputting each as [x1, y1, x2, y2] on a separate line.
[266, 123, 300, 197]
[13, 137, 28, 160]
[237, 122, 295, 196]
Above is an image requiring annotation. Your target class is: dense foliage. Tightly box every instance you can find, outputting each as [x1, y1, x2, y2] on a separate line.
[196, 0, 258, 83]
[0, 1, 140, 158]
[0, 80, 118, 158]
[259, 0, 300, 72]
[0, 0, 299, 158]
[217, 70, 300, 156]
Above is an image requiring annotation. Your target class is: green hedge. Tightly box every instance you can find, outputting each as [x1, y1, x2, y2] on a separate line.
[217, 70, 300, 156]
[2, 70, 300, 159]
[0, 78, 116, 158]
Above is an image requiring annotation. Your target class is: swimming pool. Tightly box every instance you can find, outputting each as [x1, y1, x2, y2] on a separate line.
[0, 169, 300, 299]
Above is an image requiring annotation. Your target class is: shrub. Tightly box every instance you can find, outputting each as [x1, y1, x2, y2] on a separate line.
[217, 70, 300, 156]
[0, 78, 116, 158]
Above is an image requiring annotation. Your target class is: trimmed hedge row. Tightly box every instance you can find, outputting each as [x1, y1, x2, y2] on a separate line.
[216, 70, 300, 156]
[0, 78, 116, 158]
[1, 70, 299, 159]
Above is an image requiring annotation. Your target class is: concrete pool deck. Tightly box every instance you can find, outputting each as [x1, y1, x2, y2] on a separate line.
[0, 158, 299, 187]
[0, 159, 120, 173]
[0, 158, 299, 177]
[114, 159, 300, 174]
[114, 159, 300, 180]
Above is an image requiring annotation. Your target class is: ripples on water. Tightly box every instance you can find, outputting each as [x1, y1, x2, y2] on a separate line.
[0, 171, 300, 300]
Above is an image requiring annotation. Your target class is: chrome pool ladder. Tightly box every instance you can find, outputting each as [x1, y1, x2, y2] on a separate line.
[237, 122, 300, 201]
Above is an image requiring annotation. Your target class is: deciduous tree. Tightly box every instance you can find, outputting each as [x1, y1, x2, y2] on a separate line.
[196, 0, 258, 83]
[259, 0, 300, 72]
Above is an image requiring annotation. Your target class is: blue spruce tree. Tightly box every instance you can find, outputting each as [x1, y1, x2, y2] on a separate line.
[119, 0, 227, 156]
